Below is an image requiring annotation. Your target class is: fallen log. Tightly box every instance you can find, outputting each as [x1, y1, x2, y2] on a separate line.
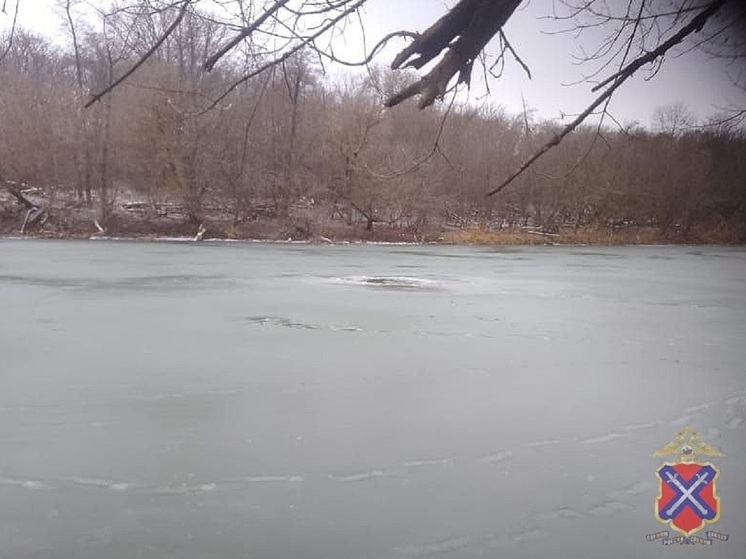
[5, 183, 37, 210]
[2, 180, 47, 234]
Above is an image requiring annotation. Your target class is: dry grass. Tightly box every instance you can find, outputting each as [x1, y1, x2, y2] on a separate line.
[442, 225, 744, 246]
[444, 228, 550, 245]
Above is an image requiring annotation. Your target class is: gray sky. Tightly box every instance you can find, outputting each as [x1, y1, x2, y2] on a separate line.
[354, 0, 744, 126]
[3, 0, 743, 127]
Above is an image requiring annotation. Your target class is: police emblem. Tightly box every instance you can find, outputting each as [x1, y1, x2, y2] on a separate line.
[647, 427, 728, 546]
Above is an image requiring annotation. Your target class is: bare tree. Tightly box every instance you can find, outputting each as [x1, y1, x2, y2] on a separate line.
[65, 0, 743, 199]
[3, 1, 745, 242]
[653, 102, 696, 136]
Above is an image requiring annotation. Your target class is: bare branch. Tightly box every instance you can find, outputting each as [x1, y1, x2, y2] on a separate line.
[499, 30, 531, 79]
[363, 91, 458, 180]
[85, 0, 193, 108]
[0, 0, 19, 65]
[204, 0, 291, 71]
[197, 0, 369, 114]
[487, 0, 728, 197]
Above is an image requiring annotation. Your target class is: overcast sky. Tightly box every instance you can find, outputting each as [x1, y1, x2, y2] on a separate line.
[354, 0, 744, 126]
[2, 0, 743, 127]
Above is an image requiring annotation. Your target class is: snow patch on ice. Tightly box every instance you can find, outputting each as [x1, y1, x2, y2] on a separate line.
[246, 475, 303, 483]
[330, 470, 390, 482]
[523, 439, 561, 449]
[623, 421, 659, 431]
[685, 403, 710, 413]
[670, 414, 693, 426]
[534, 507, 581, 521]
[510, 529, 548, 543]
[477, 450, 513, 464]
[0, 475, 45, 490]
[395, 536, 470, 556]
[582, 433, 627, 445]
[588, 500, 632, 516]
[401, 458, 453, 468]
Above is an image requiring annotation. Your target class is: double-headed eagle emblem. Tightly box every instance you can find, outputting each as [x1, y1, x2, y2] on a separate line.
[652, 426, 724, 463]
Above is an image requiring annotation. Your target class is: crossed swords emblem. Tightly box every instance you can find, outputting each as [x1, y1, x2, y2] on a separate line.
[658, 465, 717, 520]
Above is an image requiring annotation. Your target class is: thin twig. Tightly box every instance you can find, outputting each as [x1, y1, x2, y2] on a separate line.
[362, 89, 457, 180]
[486, 0, 727, 197]
[0, 0, 19, 65]
[499, 30, 531, 79]
[85, 0, 193, 108]
[204, 0, 291, 71]
[197, 0, 369, 115]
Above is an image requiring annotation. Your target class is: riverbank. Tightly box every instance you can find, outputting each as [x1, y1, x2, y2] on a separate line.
[3, 220, 742, 246]
[2, 188, 743, 245]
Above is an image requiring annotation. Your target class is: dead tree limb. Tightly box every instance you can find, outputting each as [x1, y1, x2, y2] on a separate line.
[5, 184, 37, 210]
[2, 179, 47, 233]
[386, 0, 522, 108]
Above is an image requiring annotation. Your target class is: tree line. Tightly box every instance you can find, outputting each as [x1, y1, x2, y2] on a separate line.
[0, 13, 744, 242]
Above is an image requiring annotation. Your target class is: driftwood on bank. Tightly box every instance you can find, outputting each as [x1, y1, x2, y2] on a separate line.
[2, 179, 47, 233]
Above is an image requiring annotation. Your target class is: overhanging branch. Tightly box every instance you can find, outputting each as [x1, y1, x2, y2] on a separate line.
[386, 0, 522, 109]
[85, 0, 192, 108]
[486, 0, 727, 197]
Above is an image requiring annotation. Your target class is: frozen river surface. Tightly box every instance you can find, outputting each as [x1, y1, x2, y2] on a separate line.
[1, 239, 745, 558]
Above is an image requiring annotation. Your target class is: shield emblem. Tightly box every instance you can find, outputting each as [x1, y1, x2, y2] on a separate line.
[655, 461, 720, 535]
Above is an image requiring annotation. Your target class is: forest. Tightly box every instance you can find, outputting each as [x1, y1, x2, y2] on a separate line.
[1, 5, 744, 244]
